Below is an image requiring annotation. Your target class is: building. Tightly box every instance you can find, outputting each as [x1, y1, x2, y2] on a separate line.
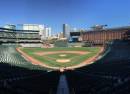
[21, 24, 45, 34]
[81, 26, 130, 45]
[45, 27, 51, 38]
[63, 24, 71, 39]
[21, 24, 52, 38]
[38, 25, 45, 36]
[3, 24, 16, 31]
[22, 24, 41, 31]
[58, 32, 64, 39]
[20, 24, 53, 41]
[40, 27, 52, 41]
[70, 32, 81, 42]
[0, 27, 41, 43]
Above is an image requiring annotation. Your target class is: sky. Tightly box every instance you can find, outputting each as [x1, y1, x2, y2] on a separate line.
[0, 0, 130, 34]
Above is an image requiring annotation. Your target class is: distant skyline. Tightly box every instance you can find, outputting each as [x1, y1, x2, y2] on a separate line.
[0, 0, 130, 34]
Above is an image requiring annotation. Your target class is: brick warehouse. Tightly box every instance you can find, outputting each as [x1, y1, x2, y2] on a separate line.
[81, 26, 130, 45]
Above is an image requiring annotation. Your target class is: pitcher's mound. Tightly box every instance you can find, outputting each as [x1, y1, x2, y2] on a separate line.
[59, 54, 66, 57]
[56, 59, 70, 63]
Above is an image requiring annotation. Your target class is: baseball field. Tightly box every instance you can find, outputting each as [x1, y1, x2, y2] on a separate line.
[17, 47, 103, 70]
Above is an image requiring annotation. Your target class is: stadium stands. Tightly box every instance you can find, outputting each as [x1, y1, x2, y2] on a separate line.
[20, 43, 42, 47]
[66, 40, 130, 94]
[0, 31, 41, 43]
[0, 39, 130, 94]
[0, 45, 60, 94]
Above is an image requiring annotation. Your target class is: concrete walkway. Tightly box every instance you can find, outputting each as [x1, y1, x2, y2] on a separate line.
[56, 74, 70, 94]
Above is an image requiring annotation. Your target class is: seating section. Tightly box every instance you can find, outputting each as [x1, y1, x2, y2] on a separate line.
[0, 32, 16, 39]
[0, 31, 41, 43]
[20, 43, 42, 47]
[0, 31, 40, 39]
[16, 32, 40, 39]
[0, 45, 45, 69]
[66, 40, 130, 94]
[0, 40, 130, 94]
[0, 45, 59, 94]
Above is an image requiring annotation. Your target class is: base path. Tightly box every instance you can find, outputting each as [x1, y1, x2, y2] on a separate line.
[16, 47, 104, 71]
[66, 47, 104, 70]
[16, 47, 60, 70]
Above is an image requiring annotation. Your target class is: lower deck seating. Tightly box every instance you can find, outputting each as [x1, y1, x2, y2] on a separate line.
[66, 40, 130, 94]
[0, 45, 59, 94]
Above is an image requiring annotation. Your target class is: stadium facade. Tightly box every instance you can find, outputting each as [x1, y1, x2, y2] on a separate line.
[21, 24, 52, 38]
[0, 27, 40, 43]
[70, 26, 130, 45]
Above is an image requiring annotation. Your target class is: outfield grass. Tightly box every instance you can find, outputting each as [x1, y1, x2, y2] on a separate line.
[21, 47, 101, 67]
